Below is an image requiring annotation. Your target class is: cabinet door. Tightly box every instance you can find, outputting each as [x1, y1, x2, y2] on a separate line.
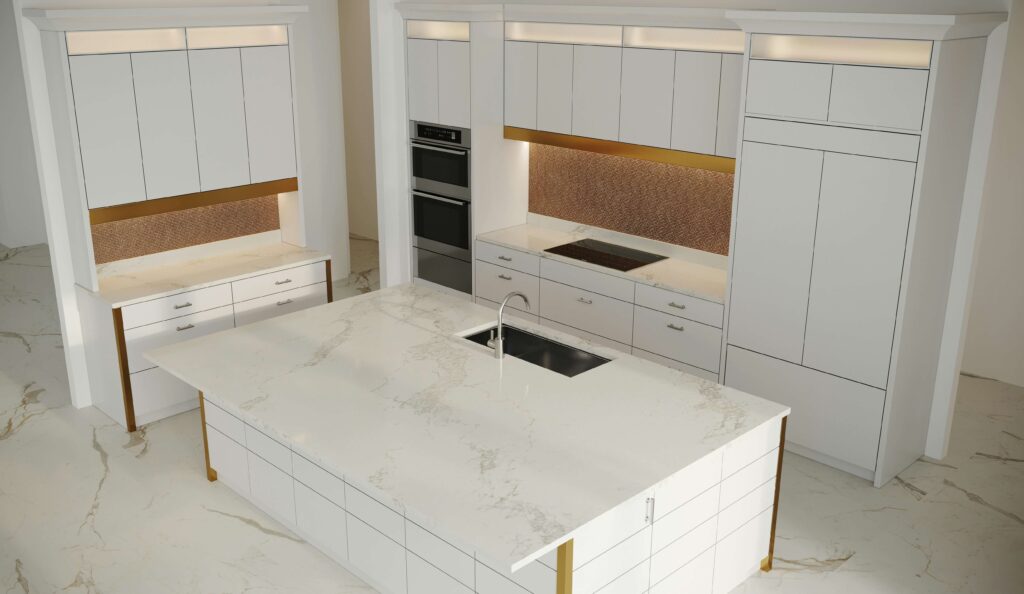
[407, 553, 474, 594]
[537, 43, 573, 134]
[69, 54, 145, 208]
[619, 48, 675, 148]
[207, 426, 250, 496]
[188, 48, 251, 190]
[572, 45, 622, 141]
[504, 41, 537, 129]
[131, 51, 200, 199]
[408, 38, 439, 123]
[438, 41, 471, 128]
[670, 51, 721, 154]
[728, 142, 822, 363]
[248, 451, 296, 529]
[803, 153, 916, 388]
[745, 60, 832, 121]
[348, 513, 407, 594]
[294, 481, 348, 562]
[241, 45, 297, 183]
[715, 53, 743, 158]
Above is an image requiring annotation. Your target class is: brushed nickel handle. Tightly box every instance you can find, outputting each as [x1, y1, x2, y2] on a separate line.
[577, 297, 593, 305]
[498, 274, 512, 281]
[667, 323, 685, 332]
[497, 255, 512, 261]
[668, 301, 687, 310]
[173, 301, 193, 310]
[176, 323, 195, 332]
[275, 279, 292, 286]
[276, 299, 293, 306]
[645, 497, 655, 524]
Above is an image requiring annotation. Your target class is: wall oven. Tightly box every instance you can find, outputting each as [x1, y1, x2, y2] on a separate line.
[411, 121, 470, 200]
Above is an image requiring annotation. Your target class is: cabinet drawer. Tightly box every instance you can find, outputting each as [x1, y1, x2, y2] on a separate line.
[540, 258, 635, 302]
[248, 451, 296, 528]
[203, 398, 245, 444]
[746, 60, 832, 121]
[574, 526, 651, 594]
[348, 513, 408, 594]
[595, 558, 650, 594]
[712, 508, 772, 594]
[292, 453, 346, 510]
[720, 449, 777, 510]
[828, 65, 928, 130]
[722, 416, 782, 478]
[652, 484, 719, 553]
[539, 279, 634, 345]
[129, 366, 199, 426]
[649, 547, 713, 594]
[233, 282, 328, 327]
[634, 284, 723, 327]
[406, 521, 474, 588]
[476, 241, 540, 275]
[408, 552, 474, 594]
[207, 425, 250, 496]
[653, 450, 722, 521]
[346, 484, 404, 545]
[294, 481, 348, 562]
[632, 306, 721, 373]
[475, 261, 539, 312]
[122, 283, 232, 330]
[231, 262, 326, 303]
[718, 476, 775, 540]
[124, 305, 234, 373]
[244, 424, 291, 474]
[649, 515, 715, 587]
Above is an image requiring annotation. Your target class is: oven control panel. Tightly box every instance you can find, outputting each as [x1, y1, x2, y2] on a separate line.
[416, 124, 463, 145]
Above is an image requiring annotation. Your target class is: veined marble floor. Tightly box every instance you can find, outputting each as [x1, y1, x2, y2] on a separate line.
[1, 242, 1021, 594]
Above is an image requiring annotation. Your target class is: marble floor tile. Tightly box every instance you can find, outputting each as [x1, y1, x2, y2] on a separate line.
[1, 243, 1021, 593]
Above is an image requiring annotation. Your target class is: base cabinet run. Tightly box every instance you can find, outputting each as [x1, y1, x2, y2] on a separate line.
[201, 395, 787, 594]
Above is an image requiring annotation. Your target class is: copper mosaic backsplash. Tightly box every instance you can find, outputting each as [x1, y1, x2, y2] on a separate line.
[91, 195, 280, 264]
[528, 144, 734, 255]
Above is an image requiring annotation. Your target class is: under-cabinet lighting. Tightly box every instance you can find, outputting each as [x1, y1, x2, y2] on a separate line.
[750, 34, 932, 69]
[186, 25, 288, 50]
[623, 27, 744, 53]
[505, 22, 622, 46]
[406, 20, 470, 42]
[66, 28, 186, 55]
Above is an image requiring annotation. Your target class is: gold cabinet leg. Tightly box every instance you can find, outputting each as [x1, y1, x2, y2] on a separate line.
[198, 391, 217, 482]
[556, 539, 573, 594]
[762, 416, 788, 572]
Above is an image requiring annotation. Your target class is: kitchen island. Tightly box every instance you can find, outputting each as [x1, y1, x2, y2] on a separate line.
[147, 284, 789, 594]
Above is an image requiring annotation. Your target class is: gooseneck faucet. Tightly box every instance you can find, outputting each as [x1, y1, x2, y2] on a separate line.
[493, 291, 531, 359]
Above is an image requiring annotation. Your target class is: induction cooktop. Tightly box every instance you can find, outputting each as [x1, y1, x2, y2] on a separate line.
[544, 239, 668, 272]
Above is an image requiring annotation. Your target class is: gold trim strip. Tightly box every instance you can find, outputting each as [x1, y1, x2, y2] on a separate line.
[112, 308, 137, 433]
[325, 260, 334, 303]
[556, 539, 573, 594]
[762, 415, 787, 572]
[503, 127, 736, 174]
[198, 391, 217, 482]
[88, 178, 299, 225]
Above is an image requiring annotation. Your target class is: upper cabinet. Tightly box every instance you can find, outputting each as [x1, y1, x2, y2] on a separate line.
[537, 43, 573, 134]
[407, 37, 471, 128]
[620, 48, 674, 148]
[571, 45, 622, 141]
[669, 51, 722, 154]
[241, 45, 298, 183]
[189, 48, 252, 191]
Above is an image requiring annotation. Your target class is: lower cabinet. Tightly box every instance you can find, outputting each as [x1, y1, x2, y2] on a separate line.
[407, 553, 474, 594]
[130, 366, 204, 426]
[294, 481, 349, 562]
[247, 451, 296, 528]
[347, 513, 408, 594]
[206, 425, 249, 496]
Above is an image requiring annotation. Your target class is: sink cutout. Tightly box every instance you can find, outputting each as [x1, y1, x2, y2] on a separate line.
[463, 325, 611, 377]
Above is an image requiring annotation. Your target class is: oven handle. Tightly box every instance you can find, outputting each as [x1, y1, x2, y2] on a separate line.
[411, 141, 468, 156]
[413, 191, 468, 206]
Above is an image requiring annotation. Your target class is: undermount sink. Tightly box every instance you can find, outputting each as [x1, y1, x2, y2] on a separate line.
[463, 325, 611, 377]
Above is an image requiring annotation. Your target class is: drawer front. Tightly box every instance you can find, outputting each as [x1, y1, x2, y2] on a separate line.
[248, 451, 296, 528]
[348, 513, 408, 594]
[294, 481, 349, 562]
[129, 366, 198, 424]
[712, 508, 772, 594]
[476, 562, 529, 594]
[634, 283, 723, 327]
[632, 348, 719, 382]
[540, 318, 631, 354]
[124, 305, 234, 373]
[346, 484, 405, 545]
[649, 515, 716, 586]
[244, 424, 291, 474]
[594, 558, 650, 594]
[746, 60, 832, 121]
[203, 398, 245, 444]
[292, 453, 346, 509]
[649, 546, 713, 594]
[207, 425, 250, 496]
[233, 282, 328, 327]
[475, 260, 539, 313]
[632, 306, 722, 373]
[540, 258, 635, 302]
[652, 484, 719, 553]
[232, 262, 327, 303]
[722, 416, 782, 478]
[653, 450, 722, 521]
[720, 448, 777, 510]
[574, 526, 652, 594]
[717, 477, 775, 540]
[121, 283, 232, 330]
[476, 241, 540, 275]
[828, 65, 928, 130]
[406, 521, 475, 588]
[539, 279, 634, 344]
[572, 489, 652, 570]
[408, 552, 474, 594]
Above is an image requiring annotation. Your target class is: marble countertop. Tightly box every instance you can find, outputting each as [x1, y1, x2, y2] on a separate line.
[94, 240, 330, 308]
[146, 284, 787, 573]
[477, 224, 729, 304]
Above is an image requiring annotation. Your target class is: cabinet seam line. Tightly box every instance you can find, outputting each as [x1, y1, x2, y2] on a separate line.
[237, 48, 253, 183]
[128, 54, 149, 198]
[800, 154, 826, 364]
[184, 51, 203, 190]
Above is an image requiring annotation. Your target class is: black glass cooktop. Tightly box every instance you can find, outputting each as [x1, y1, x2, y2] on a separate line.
[544, 239, 668, 272]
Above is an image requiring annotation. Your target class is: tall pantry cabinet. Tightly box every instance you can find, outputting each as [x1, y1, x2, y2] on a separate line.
[721, 15, 995, 486]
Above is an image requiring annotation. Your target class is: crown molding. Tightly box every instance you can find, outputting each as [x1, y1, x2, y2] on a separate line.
[504, 5, 737, 30]
[23, 5, 308, 32]
[725, 10, 1007, 41]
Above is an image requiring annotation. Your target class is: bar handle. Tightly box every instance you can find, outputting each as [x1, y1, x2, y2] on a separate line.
[173, 301, 193, 310]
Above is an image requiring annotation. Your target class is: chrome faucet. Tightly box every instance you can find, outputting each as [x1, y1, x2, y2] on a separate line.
[493, 291, 530, 359]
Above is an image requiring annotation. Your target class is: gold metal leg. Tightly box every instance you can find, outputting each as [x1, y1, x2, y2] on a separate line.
[556, 539, 573, 594]
[198, 391, 217, 482]
[761, 416, 788, 571]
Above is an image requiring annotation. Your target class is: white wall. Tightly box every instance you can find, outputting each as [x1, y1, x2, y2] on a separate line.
[0, 0, 46, 248]
[962, 0, 1024, 388]
[340, 0, 379, 241]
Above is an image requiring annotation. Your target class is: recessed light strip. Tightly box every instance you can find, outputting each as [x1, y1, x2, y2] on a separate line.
[750, 34, 932, 69]
[406, 20, 470, 42]
[186, 25, 288, 50]
[623, 27, 744, 53]
[505, 22, 622, 46]
[66, 28, 186, 55]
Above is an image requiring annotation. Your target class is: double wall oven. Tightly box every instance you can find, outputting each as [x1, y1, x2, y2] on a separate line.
[411, 121, 472, 294]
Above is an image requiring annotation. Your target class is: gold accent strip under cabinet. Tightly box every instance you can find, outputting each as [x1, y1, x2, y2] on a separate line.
[762, 415, 787, 572]
[112, 307, 137, 433]
[556, 539, 574, 594]
[89, 178, 299, 225]
[503, 127, 736, 174]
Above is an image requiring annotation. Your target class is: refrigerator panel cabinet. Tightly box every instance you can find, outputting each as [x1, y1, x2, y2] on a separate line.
[745, 60, 832, 121]
[670, 50, 721, 155]
[241, 45, 297, 183]
[407, 38, 440, 124]
[188, 48, 251, 190]
[620, 47, 676, 149]
[572, 44, 622, 141]
[504, 41, 537, 129]
[537, 43, 573, 134]
[438, 41, 471, 128]
[828, 65, 929, 131]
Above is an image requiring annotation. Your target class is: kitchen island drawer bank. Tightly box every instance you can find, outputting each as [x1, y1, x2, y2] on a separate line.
[150, 285, 789, 594]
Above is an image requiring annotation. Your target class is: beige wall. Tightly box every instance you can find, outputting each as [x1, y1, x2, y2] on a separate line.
[962, 0, 1024, 388]
[340, 0, 379, 240]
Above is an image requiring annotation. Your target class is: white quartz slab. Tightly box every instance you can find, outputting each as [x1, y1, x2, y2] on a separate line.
[477, 223, 728, 304]
[146, 284, 787, 573]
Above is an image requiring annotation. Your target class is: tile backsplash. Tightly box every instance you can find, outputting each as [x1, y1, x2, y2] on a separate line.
[528, 144, 734, 255]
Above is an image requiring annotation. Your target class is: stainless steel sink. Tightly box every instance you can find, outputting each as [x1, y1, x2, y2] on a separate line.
[463, 325, 611, 377]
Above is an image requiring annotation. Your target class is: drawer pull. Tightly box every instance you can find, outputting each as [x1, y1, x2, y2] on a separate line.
[275, 279, 293, 286]
[276, 299, 294, 307]
[498, 274, 512, 281]
[173, 301, 193, 310]
[667, 323, 685, 332]
[498, 255, 513, 262]
[176, 323, 195, 332]
[668, 301, 687, 310]
[577, 297, 593, 305]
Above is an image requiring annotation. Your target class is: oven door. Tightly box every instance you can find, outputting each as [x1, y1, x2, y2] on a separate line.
[411, 141, 470, 200]
[413, 190, 470, 252]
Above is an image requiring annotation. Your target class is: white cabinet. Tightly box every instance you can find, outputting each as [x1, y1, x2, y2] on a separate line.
[69, 54, 146, 208]
[407, 38, 440, 124]
[347, 514, 408, 594]
[620, 48, 675, 148]
[475, 260, 538, 312]
[572, 45, 622, 141]
[539, 279, 634, 345]
[745, 60, 832, 121]
[537, 43, 573, 134]
[670, 51, 721, 154]
[632, 306, 722, 373]
[504, 41, 537, 129]
[728, 141, 823, 363]
[803, 153, 916, 388]
[295, 481, 349, 562]
[407, 553, 474, 594]
[188, 48, 252, 190]
[241, 45, 297, 183]
[715, 54, 743, 158]
[828, 65, 928, 130]
[712, 508, 773, 594]
[233, 283, 328, 327]
[248, 451, 296, 528]
[207, 425, 250, 496]
[438, 41, 471, 128]
[131, 51, 200, 199]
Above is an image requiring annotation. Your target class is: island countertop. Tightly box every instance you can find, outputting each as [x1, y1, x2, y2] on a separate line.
[146, 284, 788, 574]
